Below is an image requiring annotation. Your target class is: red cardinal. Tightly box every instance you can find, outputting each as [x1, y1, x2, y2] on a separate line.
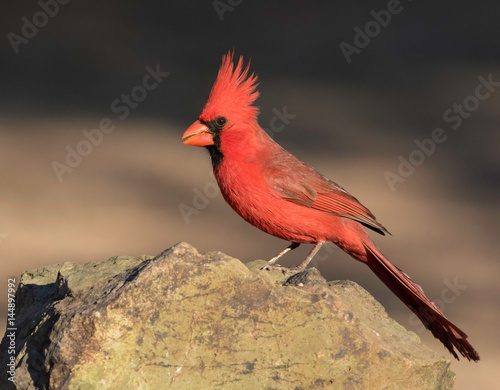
[182, 52, 479, 362]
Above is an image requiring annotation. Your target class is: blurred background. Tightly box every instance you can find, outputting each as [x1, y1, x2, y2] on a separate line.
[1, 1, 499, 388]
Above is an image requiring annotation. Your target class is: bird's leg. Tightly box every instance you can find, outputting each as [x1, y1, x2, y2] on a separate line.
[295, 241, 324, 269]
[263, 242, 325, 273]
[261, 242, 300, 270]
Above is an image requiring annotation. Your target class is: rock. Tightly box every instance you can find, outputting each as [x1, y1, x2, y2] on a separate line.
[0, 242, 455, 389]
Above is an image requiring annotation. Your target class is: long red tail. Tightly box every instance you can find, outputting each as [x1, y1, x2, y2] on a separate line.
[363, 242, 479, 362]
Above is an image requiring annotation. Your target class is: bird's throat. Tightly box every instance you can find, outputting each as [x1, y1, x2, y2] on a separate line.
[206, 144, 224, 169]
[200, 117, 224, 169]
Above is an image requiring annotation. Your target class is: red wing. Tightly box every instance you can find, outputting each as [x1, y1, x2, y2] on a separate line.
[267, 156, 390, 236]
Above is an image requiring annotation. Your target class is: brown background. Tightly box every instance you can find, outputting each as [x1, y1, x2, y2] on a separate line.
[1, 1, 499, 388]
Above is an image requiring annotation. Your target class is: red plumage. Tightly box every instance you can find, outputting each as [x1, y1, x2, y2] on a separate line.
[182, 51, 479, 362]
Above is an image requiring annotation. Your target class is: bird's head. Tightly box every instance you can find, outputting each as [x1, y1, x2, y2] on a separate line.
[182, 51, 260, 155]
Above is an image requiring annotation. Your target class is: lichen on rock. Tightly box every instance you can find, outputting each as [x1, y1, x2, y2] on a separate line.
[0, 242, 455, 389]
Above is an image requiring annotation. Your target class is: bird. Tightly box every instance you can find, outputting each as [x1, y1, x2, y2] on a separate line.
[181, 51, 480, 362]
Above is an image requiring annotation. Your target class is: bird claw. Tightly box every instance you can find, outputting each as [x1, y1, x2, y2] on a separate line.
[261, 264, 305, 274]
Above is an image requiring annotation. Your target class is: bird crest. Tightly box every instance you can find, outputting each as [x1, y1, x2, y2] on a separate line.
[199, 51, 260, 123]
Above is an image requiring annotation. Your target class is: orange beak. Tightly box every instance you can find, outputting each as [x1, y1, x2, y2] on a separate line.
[182, 121, 214, 147]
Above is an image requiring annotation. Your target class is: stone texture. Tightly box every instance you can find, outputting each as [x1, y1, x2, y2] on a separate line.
[0, 242, 455, 389]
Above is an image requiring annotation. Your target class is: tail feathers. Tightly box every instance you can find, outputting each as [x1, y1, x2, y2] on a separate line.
[363, 243, 480, 362]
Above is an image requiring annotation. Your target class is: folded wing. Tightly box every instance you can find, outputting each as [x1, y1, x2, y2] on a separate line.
[267, 152, 390, 236]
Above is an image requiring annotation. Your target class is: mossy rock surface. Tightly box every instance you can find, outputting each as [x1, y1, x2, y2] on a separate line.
[0, 242, 454, 389]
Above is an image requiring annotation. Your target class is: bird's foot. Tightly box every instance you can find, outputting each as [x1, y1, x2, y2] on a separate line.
[261, 264, 306, 274]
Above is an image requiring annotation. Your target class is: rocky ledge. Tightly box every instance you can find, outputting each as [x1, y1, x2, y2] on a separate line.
[0, 242, 454, 389]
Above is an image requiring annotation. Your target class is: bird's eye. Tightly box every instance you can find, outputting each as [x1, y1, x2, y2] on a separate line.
[216, 117, 227, 126]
